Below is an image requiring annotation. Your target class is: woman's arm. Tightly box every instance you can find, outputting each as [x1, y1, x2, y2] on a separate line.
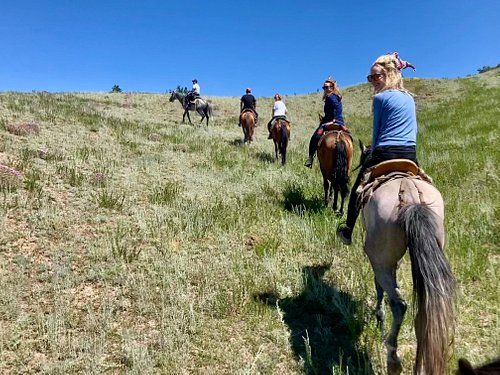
[371, 94, 383, 149]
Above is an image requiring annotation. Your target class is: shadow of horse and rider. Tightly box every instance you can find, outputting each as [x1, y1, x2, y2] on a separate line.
[254, 265, 375, 375]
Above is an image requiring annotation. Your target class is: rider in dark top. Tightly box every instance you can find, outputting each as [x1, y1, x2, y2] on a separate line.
[304, 78, 345, 168]
[239, 88, 258, 125]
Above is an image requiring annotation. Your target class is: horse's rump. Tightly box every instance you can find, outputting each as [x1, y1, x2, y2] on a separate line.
[270, 116, 289, 128]
[317, 130, 353, 149]
[317, 130, 353, 176]
[356, 164, 434, 210]
[362, 177, 444, 241]
[241, 110, 255, 122]
[241, 108, 256, 120]
[271, 118, 290, 134]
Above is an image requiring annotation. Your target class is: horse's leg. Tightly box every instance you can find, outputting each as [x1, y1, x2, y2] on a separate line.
[374, 266, 406, 375]
[274, 141, 279, 161]
[323, 178, 330, 207]
[375, 279, 385, 334]
[185, 110, 193, 125]
[338, 190, 346, 216]
[332, 187, 339, 212]
[198, 108, 205, 124]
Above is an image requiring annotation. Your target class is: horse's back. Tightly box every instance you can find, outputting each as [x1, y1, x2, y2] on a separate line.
[318, 132, 353, 178]
[241, 111, 255, 123]
[363, 177, 444, 265]
[271, 119, 290, 139]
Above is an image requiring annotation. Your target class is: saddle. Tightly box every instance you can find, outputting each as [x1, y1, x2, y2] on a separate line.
[241, 108, 257, 119]
[271, 116, 289, 127]
[189, 97, 203, 105]
[356, 159, 433, 209]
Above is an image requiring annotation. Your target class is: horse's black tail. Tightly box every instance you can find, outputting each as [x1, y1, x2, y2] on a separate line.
[334, 140, 349, 196]
[397, 204, 455, 375]
[280, 125, 288, 165]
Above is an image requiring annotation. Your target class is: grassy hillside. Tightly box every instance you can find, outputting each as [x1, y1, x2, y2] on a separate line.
[0, 69, 498, 374]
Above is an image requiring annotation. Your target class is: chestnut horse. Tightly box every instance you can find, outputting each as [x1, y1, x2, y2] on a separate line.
[360, 155, 456, 374]
[317, 129, 353, 214]
[270, 118, 291, 165]
[241, 110, 256, 144]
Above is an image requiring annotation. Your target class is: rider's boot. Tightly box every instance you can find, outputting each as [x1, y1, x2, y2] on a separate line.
[304, 155, 314, 168]
[305, 133, 321, 168]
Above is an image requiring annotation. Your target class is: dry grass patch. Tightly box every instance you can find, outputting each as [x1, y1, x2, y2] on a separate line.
[6, 121, 41, 136]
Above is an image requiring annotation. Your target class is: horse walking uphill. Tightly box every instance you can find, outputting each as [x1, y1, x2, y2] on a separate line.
[240, 110, 256, 144]
[317, 128, 353, 214]
[270, 118, 291, 165]
[169, 91, 213, 126]
[358, 157, 456, 375]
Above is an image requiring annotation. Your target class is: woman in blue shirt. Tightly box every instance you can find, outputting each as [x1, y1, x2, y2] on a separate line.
[304, 78, 345, 168]
[337, 53, 418, 245]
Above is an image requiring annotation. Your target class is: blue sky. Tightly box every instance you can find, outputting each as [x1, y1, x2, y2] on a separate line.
[1, 1, 498, 97]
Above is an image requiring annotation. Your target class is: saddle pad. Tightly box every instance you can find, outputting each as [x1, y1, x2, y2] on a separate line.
[318, 130, 353, 147]
[323, 124, 345, 132]
[369, 159, 418, 179]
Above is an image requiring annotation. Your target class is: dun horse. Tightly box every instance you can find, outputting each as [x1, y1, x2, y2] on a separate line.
[168, 91, 213, 126]
[358, 146, 456, 375]
[317, 128, 353, 214]
[240, 110, 256, 144]
[270, 118, 291, 165]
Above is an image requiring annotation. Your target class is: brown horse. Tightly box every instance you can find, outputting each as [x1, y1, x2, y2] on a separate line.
[270, 119, 291, 165]
[360, 157, 456, 374]
[317, 129, 353, 214]
[241, 110, 256, 144]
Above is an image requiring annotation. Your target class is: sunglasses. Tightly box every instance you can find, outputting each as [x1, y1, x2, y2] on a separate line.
[322, 85, 333, 89]
[367, 73, 384, 82]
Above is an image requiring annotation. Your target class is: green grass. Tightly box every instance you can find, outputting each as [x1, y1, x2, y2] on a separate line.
[0, 69, 498, 374]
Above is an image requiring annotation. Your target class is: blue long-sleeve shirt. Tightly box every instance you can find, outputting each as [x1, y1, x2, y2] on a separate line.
[372, 90, 417, 151]
[323, 93, 344, 125]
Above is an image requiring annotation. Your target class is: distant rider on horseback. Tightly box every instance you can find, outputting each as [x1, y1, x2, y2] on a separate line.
[239, 88, 258, 126]
[186, 79, 201, 105]
[267, 93, 287, 139]
[304, 78, 346, 168]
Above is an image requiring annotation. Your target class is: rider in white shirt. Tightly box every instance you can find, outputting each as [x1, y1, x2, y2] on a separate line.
[267, 93, 287, 139]
[187, 79, 201, 103]
[192, 79, 200, 95]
